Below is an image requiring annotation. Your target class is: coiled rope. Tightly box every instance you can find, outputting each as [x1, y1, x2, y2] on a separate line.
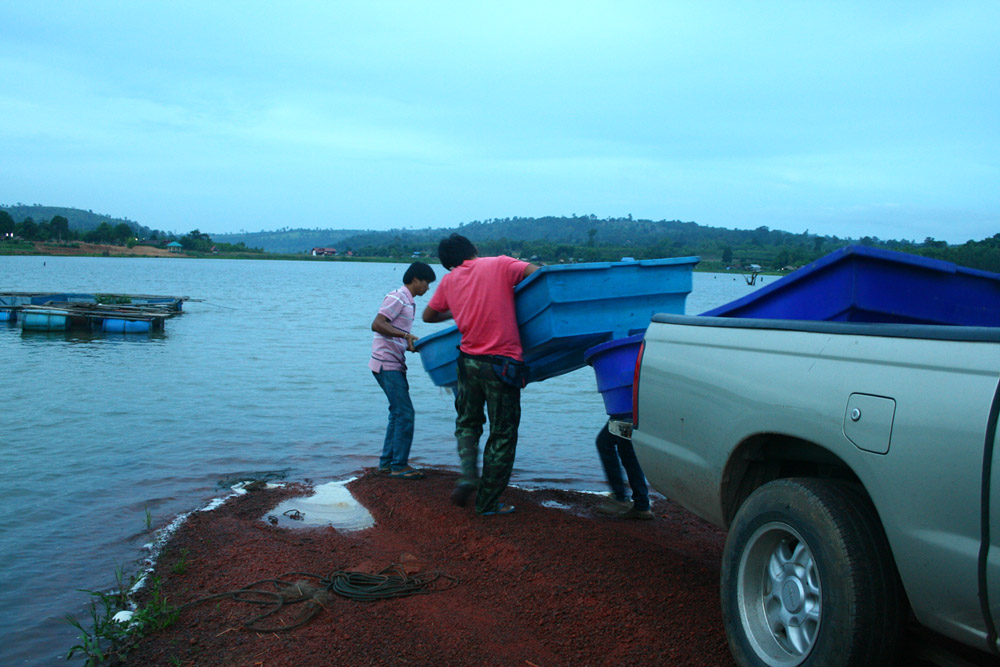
[177, 565, 458, 633]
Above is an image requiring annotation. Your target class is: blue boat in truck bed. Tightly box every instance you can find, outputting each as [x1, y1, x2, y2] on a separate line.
[701, 245, 1000, 325]
[583, 245, 1000, 419]
[414, 256, 699, 388]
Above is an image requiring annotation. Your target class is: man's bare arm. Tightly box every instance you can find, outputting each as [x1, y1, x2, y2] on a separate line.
[422, 305, 452, 323]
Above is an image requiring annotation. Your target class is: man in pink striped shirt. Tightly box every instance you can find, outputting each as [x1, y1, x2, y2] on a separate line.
[369, 262, 436, 479]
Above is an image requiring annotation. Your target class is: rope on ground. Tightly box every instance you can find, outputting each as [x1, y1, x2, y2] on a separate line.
[178, 565, 458, 633]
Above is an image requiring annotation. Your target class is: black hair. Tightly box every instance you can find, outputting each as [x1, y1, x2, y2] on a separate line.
[437, 234, 477, 270]
[403, 261, 436, 285]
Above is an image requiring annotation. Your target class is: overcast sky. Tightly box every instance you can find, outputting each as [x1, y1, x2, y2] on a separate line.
[1, 1, 997, 243]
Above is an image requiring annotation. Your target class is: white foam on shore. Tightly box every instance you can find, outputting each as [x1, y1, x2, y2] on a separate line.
[266, 479, 374, 531]
[100, 480, 284, 623]
[138, 481, 287, 586]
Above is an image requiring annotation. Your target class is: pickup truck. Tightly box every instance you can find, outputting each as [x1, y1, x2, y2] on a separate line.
[631, 313, 1000, 667]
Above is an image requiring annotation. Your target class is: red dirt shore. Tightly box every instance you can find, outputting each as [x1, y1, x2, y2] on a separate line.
[32, 241, 181, 257]
[126, 469, 732, 666]
[125, 470, 991, 666]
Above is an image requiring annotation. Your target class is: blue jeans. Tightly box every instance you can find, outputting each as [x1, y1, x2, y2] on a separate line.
[373, 370, 414, 470]
[596, 420, 650, 511]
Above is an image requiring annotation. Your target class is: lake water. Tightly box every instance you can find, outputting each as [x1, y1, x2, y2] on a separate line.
[0, 255, 766, 665]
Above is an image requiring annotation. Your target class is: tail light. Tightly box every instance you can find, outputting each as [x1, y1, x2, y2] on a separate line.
[632, 339, 645, 428]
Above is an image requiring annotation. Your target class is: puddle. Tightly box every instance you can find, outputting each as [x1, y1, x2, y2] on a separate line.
[540, 500, 572, 510]
[265, 480, 374, 531]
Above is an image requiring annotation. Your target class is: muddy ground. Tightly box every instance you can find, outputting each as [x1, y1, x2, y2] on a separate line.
[125, 469, 729, 666]
[124, 469, 996, 666]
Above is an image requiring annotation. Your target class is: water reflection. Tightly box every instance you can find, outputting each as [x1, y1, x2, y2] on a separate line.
[17, 328, 168, 344]
[267, 481, 375, 531]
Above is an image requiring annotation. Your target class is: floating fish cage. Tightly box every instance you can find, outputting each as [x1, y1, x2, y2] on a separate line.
[18, 306, 166, 333]
[0, 292, 186, 312]
[3, 292, 188, 334]
[415, 256, 699, 387]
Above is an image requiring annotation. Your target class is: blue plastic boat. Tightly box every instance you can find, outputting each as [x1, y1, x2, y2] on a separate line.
[584, 334, 644, 418]
[415, 256, 699, 387]
[702, 245, 1000, 325]
[583, 246, 1000, 418]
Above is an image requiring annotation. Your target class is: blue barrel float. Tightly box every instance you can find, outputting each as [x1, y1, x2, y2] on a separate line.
[22, 311, 70, 331]
[100, 318, 152, 333]
[416, 256, 699, 388]
[584, 333, 644, 418]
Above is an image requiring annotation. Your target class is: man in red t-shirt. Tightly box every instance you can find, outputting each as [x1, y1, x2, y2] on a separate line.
[423, 234, 538, 516]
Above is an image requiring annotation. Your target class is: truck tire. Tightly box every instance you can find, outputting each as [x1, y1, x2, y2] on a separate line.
[721, 477, 904, 667]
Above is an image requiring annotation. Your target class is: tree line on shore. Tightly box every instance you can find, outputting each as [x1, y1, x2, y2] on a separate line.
[4, 205, 998, 272]
[1, 208, 261, 255]
[288, 215, 1000, 273]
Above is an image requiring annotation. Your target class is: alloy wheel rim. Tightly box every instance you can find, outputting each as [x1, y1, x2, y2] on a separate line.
[737, 521, 821, 666]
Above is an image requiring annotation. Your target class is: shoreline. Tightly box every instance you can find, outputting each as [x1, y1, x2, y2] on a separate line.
[1, 244, 782, 275]
[75, 469, 992, 666]
[120, 468, 732, 666]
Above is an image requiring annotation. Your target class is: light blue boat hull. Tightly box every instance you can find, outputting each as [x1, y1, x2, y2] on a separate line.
[415, 256, 699, 387]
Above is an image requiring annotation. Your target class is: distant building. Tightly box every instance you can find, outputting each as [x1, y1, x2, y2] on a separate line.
[311, 247, 337, 256]
[167, 241, 183, 253]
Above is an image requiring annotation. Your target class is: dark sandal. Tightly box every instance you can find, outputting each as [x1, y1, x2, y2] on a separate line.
[479, 503, 515, 516]
[389, 467, 424, 479]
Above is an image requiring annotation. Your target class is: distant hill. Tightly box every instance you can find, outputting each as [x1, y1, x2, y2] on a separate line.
[5, 204, 996, 272]
[213, 216, 823, 256]
[269, 215, 999, 273]
[210, 228, 366, 254]
[1, 204, 153, 237]
[336, 216, 786, 250]
[330, 216, 846, 262]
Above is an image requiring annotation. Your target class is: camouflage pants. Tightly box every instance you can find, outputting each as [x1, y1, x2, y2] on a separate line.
[454, 355, 521, 514]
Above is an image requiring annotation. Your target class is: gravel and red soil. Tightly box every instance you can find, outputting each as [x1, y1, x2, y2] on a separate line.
[32, 241, 179, 257]
[126, 469, 732, 666]
[126, 470, 996, 666]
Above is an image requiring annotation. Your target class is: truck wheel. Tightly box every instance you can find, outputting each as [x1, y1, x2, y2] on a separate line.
[721, 478, 903, 667]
